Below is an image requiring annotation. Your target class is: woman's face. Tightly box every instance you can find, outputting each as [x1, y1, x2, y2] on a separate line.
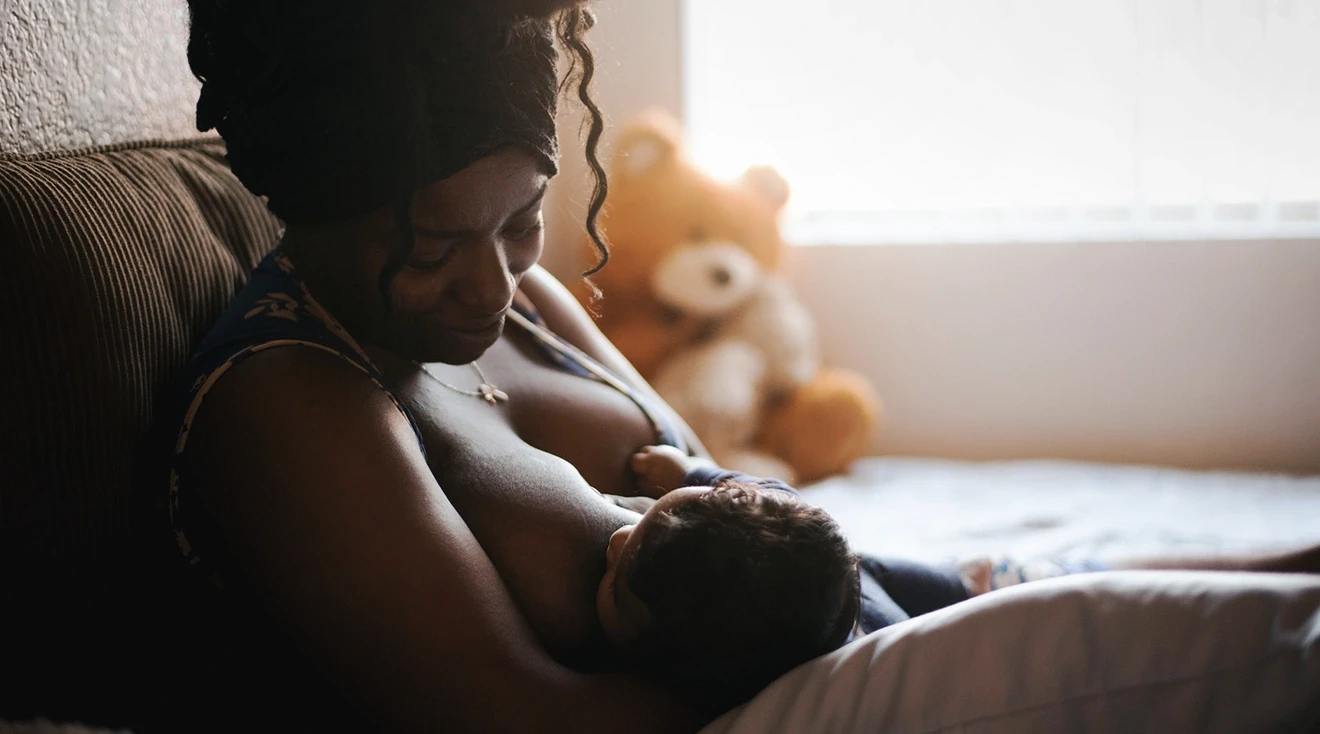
[299, 147, 549, 365]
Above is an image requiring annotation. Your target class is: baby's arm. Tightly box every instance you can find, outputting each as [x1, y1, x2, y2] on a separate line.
[631, 445, 712, 498]
[630, 445, 799, 498]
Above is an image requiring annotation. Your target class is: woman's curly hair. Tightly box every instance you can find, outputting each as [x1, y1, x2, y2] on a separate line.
[185, 0, 610, 304]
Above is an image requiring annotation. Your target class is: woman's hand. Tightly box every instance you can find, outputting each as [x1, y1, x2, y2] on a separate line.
[630, 445, 715, 499]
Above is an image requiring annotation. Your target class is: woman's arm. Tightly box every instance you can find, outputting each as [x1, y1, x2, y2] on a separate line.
[186, 346, 702, 733]
[518, 265, 712, 459]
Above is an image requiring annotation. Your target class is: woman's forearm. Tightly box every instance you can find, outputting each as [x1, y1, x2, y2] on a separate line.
[544, 670, 706, 734]
[607, 494, 655, 514]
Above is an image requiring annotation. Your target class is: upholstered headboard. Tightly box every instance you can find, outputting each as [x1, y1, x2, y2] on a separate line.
[0, 4, 283, 726]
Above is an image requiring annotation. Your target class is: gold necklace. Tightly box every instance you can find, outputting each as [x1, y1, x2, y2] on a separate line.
[419, 361, 509, 405]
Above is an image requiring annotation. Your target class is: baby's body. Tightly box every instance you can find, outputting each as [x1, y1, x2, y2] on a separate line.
[590, 445, 860, 713]
[587, 445, 1111, 713]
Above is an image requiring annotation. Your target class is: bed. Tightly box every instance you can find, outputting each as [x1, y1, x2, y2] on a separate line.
[808, 456, 1320, 566]
[701, 458, 1320, 733]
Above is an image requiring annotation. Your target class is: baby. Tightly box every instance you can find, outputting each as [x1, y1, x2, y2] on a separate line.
[596, 445, 861, 715]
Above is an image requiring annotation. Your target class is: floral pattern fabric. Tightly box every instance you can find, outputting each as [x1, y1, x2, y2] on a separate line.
[168, 249, 424, 583]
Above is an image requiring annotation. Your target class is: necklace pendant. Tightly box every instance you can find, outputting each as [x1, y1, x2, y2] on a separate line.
[480, 384, 509, 405]
[419, 361, 508, 406]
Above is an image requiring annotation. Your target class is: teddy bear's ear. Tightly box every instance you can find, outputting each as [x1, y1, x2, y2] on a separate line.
[613, 110, 682, 179]
[738, 165, 791, 213]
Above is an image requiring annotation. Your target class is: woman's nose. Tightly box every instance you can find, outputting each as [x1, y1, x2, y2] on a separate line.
[452, 239, 516, 315]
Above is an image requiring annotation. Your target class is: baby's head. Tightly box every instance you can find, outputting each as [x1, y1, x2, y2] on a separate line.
[597, 482, 860, 714]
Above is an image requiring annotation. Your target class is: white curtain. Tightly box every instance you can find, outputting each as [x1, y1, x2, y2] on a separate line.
[683, 0, 1320, 243]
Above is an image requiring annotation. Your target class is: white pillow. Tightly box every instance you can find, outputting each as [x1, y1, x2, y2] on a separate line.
[704, 571, 1320, 734]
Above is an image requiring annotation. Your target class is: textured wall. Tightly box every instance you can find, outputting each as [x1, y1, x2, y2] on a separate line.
[1, 0, 200, 153]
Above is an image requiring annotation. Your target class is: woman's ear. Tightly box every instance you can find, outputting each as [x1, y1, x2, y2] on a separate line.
[613, 110, 683, 179]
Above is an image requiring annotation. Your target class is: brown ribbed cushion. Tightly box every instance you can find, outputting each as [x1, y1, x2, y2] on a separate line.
[0, 138, 280, 578]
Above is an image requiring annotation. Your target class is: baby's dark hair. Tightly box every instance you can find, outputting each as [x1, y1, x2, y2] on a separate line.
[185, 0, 610, 310]
[625, 483, 861, 715]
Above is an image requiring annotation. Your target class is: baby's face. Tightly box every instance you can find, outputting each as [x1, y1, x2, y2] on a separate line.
[596, 487, 711, 651]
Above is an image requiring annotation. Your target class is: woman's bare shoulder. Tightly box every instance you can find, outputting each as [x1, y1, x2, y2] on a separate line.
[183, 344, 435, 552]
[517, 264, 668, 396]
[191, 345, 415, 460]
[517, 266, 610, 355]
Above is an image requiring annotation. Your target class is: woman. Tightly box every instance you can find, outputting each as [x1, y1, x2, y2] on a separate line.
[170, 1, 1319, 732]
[171, 1, 713, 731]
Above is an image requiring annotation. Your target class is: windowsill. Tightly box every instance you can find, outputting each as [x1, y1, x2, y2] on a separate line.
[788, 235, 1320, 248]
[784, 207, 1320, 247]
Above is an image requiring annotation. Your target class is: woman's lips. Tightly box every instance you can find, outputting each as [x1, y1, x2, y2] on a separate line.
[441, 314, 504, 339]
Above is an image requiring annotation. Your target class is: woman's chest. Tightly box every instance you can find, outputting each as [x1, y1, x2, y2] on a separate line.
[388, 339, 651, 658]
[473, 335, 660, 496]
[408, 390, 632, 659]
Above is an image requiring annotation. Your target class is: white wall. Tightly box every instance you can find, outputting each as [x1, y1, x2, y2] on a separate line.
[789, 240, 1320, 473]
[552, 0, 1320, 474]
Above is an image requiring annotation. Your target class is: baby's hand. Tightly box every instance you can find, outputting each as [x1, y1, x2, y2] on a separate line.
[630, 445, 712, 499]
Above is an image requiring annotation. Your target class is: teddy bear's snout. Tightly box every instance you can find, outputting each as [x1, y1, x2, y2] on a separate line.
[650, 241, 762, 318]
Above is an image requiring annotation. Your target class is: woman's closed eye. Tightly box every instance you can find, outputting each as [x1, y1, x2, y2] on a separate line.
[408, 238, 459, 271]
[407, 221, 539, 271]
[503, 216, 544, 242]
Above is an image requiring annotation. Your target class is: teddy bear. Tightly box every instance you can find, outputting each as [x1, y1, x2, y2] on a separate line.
[581, 111, 881, 483]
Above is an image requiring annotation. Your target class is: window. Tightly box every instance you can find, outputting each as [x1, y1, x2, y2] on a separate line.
[683, 0, 1320, 244]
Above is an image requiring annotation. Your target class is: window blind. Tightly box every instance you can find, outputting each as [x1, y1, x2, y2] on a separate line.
[683, 0, 1320, 244]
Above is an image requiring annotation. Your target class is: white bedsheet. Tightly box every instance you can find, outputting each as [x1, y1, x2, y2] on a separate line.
[804, 457, 1320, 565]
